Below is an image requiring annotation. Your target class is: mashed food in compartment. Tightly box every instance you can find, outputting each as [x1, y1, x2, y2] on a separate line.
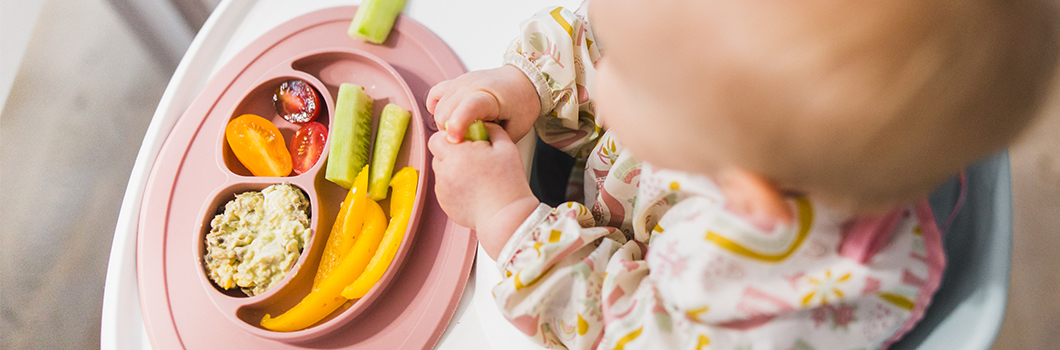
[204, 183, 311, 296]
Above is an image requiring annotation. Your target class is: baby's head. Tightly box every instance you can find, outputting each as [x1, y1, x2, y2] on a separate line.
[589, 0, 1059, 215]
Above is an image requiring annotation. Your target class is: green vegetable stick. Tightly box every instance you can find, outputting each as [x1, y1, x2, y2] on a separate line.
[464, 120, 490, 142]
[326, 83, 374, 189]
[367, 103, 411, 200]
[348, 0, 408, 44]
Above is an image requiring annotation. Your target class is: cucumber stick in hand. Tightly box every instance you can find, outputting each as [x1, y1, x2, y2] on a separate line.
[464, 121, 490, 142]
[326, 83, 374, 189]
[443, 120, 491, 142]
[367, 104, 411, 201]
[349, 0, 407, 44]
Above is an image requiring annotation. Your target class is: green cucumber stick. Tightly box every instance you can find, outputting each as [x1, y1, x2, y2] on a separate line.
[367, 103, 411, 200]
[443, 119, 491, 142]
[326, 83, 374, 189]
[464, 120, 490, 142]
[349, 0, 408, 44]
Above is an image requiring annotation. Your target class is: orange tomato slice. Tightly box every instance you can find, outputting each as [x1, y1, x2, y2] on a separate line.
[225, 114, 292, 177]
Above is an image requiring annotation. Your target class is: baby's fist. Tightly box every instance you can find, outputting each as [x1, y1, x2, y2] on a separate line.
[428, 122, 539, 257]
[426, 66, 540, 145]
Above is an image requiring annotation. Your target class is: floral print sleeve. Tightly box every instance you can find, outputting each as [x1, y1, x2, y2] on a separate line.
[493, 132, 641, 349]
[492, 201, 626, 349]
[493, 135, 947, 349]
[504, 5, 601, 158]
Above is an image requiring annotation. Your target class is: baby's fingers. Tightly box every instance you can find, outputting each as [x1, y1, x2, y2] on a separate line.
[446, 91, 500, 143]
[427, 130, 451, 161]
[426, 80, 452, 115]
[481, 121, 513, 146]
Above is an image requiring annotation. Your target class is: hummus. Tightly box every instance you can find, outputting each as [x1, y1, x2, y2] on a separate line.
[204, 183, 311, 296]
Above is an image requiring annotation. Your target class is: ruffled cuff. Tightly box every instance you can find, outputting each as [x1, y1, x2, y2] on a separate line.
[495, 203, 552, 275]
[503, 50, 554, 118]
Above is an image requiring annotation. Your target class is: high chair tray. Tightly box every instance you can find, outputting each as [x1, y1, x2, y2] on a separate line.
[136, 7, 475, 349]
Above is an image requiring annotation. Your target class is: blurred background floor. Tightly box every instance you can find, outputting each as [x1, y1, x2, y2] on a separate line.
[0, 0, 167, 348]
[995, 82, 1060, 348]
[0, 0, 1058, 349]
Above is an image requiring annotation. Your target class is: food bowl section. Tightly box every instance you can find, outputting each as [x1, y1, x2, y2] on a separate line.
[222, 72, 331, 178]
[198, 182, 315, 299]
[185, 48, 426, 340]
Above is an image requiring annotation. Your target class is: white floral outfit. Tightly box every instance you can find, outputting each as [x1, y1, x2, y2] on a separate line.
[493, 5, 947, 350]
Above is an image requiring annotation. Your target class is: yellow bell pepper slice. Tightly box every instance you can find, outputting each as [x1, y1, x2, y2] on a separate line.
[342, 167, 418, 299]
[313, 166, 369, 289]
[335, 199, 387, 288]
[260, 196, 387, 331]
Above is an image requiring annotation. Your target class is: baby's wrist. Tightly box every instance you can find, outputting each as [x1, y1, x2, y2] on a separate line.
[502, 52, 551, 118]
[475, 196, 540, 260]
[495, 65, 541, 121]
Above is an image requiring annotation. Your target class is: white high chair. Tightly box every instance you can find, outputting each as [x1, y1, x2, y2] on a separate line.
[892, 151, 1012, 349]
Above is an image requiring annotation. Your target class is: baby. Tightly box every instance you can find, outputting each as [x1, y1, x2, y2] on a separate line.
[427, 0, 1058, 349]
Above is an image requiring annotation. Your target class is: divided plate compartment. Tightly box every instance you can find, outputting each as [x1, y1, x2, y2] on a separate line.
[137, 7, 473, 349]
[189, 48, 427, 341]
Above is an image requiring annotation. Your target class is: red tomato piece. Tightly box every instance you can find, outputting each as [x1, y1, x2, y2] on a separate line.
[274, 79, 321, 124]
[289, 121, 328, 175]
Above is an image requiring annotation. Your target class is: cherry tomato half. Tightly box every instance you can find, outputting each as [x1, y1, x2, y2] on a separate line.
[274, 79, 321, 124]
[226, 114, 293, 177]
[289, 121, 328, 175]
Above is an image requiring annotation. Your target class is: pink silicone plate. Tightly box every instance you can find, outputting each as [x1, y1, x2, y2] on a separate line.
[137, 7, 473, 349]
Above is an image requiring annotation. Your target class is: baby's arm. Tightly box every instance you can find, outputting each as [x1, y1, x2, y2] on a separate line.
[492, 200, 632, 350]
[428, 5, 602, 155]
[428, 5, 603, 256]
[505, 5, 602, 158]
[427, 122, 538, 258]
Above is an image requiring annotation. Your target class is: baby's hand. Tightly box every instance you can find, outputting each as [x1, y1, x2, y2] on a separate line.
[428, 122, 539, 258]
[427, 66, 540, 144]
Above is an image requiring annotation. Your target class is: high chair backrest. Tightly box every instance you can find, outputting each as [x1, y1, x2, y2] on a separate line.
[891, 152, 1012, 349]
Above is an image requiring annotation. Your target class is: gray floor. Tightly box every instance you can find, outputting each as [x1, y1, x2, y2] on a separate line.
[1, 0, 1058, 349]
[0, 0, 167, 348]
[995, 88, 1060, 349]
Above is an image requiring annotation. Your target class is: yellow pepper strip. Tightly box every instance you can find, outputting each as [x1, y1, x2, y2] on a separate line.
[259, 197, 387, 331]
[313, 166, 369, 289]
[342, 167, 418, 299]
[335, 199, 387, 289]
